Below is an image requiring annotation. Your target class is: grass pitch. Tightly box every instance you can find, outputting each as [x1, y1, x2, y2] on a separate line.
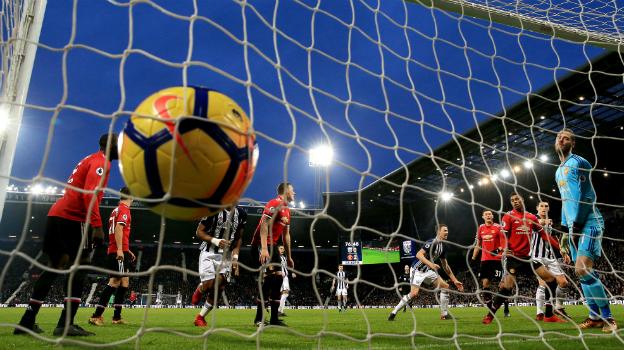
[0, 305, 622, 349]
[361, 247, 399, 264]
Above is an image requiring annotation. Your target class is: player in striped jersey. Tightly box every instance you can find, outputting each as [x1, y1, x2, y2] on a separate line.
[191, 205, 246, 327]
[398, 265, 411, 312]
[277, 245, 295, 316]
[331, 265, 349, 312]
[388, 225, 464, 321]
[555, 129, 616, 332]
[532, 201, 571, 320]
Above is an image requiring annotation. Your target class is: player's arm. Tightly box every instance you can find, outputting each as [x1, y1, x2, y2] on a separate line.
[573, 159, 595, 228]
[83, 161, 106, 230]
[441, 258, 463, 291]
[283, 225, 294, 269]
[196, 221, 230, 249]
[114, 222, 124, 261]
[500, 215, 511, 256]
[416, 248, 439, 270]
[231, 225, 244, 276]
[471, 233, 481, 261]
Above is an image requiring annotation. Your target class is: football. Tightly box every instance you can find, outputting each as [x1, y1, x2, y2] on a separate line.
[118, 86, 258, 220]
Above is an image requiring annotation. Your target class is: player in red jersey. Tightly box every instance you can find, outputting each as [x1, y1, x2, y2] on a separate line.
[89, 187, 136, 326]
[15, 133, 117, 337]
[251, 182, 295, 327]
[471, 209, 510, 316]
[482, 193, 566, 324]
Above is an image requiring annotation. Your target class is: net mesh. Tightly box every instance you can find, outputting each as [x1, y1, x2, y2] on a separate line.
[1, 0, 623, 348]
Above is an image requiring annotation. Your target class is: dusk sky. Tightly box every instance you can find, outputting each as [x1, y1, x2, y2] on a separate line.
[10, 0, 604, 207]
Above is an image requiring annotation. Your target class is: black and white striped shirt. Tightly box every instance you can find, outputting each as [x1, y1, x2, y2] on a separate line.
[280, 254, 288, 276]
[412, 239, 445, 273]
[198, 207, 247, 256]
[335, 271, 347, 289]
[530, 220, 556, 260]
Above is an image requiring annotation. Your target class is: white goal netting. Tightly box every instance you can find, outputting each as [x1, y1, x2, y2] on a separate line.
[1, 0, 623, 349]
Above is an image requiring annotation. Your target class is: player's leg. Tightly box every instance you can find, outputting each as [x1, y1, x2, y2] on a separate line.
[535, 278, 546, 320]
[343, 291, 348, 311]
[112, 275, 130, 324]
[15, 217, 69, 334]
[435, 278, 452, 320]
[389, 284, 420, 320]
[483, 262, 515, 324]
[480, 278, 491, 306]
[90, 277, 120, 325]
[554, 273, 570, 317]
[534, 264, 564, 322]
[195, 258, 218, 327]
[192, 251, 210, 305]
[278, 276, 289, 315]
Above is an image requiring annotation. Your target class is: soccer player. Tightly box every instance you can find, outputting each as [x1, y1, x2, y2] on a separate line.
[155, 291, 162, 306]
[533, 201, 570, 320]
[250, 182, 295, 327]
[331, 265, 349, 312]
[277, 245, 294, 317]
[388, 225, 464, 321]
[555, 128, 617, 331]
[471, 209, 510, 317]
[482, 193, 565, 324]
[176, 291, 182, 308]
[15, 133, 117, 336]
[398, 265, 411, 312]
[191, 205, 246, 327]
[128, 291, 137, 308]
[89, 187, 136, 326]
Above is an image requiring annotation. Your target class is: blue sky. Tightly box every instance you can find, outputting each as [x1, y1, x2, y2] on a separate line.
[10, 0, 604, 207]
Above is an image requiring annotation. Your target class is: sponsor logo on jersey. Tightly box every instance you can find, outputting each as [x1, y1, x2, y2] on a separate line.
[96, 167, 104, 176]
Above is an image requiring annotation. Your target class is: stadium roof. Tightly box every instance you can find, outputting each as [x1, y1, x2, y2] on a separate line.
[326, 51, 624, 209]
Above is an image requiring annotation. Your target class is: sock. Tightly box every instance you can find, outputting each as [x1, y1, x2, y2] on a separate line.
[93, 285, 117, 317]
[588, 303, 601, 320]
[270, 301, 280, 323]
[544, 281, 558, 317]
[113, 286, 128, 320]
[199, 301, 213, 317]
[481, 287, 492, 307]
[269, 275, 282, 322]
[555, 286, 568, 310]
[491, 288, 511, 314]
[439, 290, 449, 316]
[254, 299, 264, 323]
[57, 271, 86, 327]
[503, 300, 509, 313]
[20, 270, 58, 326]
[279, 294, 288, 313]
[338, 300, 342, 309]
[535, 286, 546, 315]
[392, 295, 412, 314]
[580, 271, 611, 318]
[254, 276, 271, 323]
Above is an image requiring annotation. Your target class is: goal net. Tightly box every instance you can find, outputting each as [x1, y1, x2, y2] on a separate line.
[1, 0, 623, 348]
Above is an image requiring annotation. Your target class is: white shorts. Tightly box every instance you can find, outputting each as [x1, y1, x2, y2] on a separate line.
[533, 257, 564, 276]
[199, 251, 231, 282]
[410, 268, 439, 287]
[335, 288, 348, 296]
[281, 276, 290, 292]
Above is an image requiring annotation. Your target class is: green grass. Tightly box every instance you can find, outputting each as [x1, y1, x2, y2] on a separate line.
[361, 247, 400, 264]
[0, 305, 622, 349]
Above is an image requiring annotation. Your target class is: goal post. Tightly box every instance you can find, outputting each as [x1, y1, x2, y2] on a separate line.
[407, 0, 623, 51]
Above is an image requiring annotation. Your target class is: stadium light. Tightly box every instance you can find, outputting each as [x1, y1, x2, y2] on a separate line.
[468, 184, 474, 189]
[513, 165, 521, 173]
[523, 160, 533, 169]
[309, 145, 333, 167]
[499, 169, 511, 178]
[30, 184, 44, 195]
[440, 192, 453, 201]
[539, 154, 549, 162]
[299, 201, 306, 209]
[491, 174, 499, 182]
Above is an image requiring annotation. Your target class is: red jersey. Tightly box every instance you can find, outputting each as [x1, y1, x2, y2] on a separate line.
[107, 202, 131, 254]
[48, 151, 111, 228]
[501, 209, 560, 257]
[476, 223, 505, 261]
[129, 292, 137, 302]
[250, 196, 291, 246]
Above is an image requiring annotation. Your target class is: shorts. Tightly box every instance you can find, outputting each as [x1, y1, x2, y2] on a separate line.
[410, 268, 439, 287]
[532, 257, 564, 276]
[479, 260, 504, 281]
[199, 250, 231, 282]
[503, 255, 543, 277]
[281, 276, 290, 292]
[105, 252, 133, 277]
[569, 223, 603, 262]
[335, 288, 348, 296]
[43, 216, 91, 264]
[251, 245, 282, 274]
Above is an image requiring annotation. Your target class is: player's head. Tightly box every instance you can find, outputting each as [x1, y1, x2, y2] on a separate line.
[278, 245, 285, 255]
[120, 186, 133, 204]
[537, 201, 549, 217]
[99, 133, 119, 160]
[338, 264, 343, 271]
[509, 192, 524, 211]
[436, 224, 449, 240]
[482, 209, 494, 224]
[555, 128, 575, 156]
[277, 182, 295, 203]
[404, 265, 410, 274]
